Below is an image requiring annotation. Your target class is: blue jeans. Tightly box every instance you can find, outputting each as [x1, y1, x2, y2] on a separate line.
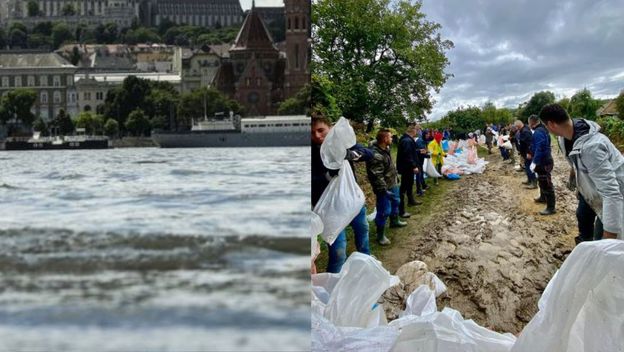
[524, 158, 536, 182]
[576, 193, 604, 243]
[374, 185, 400, 228]
[500, 147, 509, 160]
[326, 206, 370, 273]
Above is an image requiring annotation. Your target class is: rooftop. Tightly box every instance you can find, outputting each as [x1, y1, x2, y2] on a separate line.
[0, 52, 75, 69]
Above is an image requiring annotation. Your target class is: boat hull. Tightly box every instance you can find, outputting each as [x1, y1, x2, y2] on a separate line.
[1, 140, 110, 150]
[151, 131, 309, 148]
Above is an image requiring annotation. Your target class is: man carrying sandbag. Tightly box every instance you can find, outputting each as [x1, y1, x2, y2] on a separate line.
[312, 115, 373, 273]
[396, 125, 423, 219]
[367, 129, 406, 246]
[528, 114, 556, 215]
[539, 103, 624, 240]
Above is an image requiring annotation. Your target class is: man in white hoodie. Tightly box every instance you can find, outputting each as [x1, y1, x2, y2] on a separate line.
[539, 103, 624, 240]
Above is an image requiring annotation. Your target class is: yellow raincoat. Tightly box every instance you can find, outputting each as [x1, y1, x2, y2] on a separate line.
[428, 140, 445, 166]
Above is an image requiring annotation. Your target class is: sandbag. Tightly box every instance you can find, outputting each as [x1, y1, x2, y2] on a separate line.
[512, 240, 624, 352]
[322, 252, 400, 328]
[502, 141, 512, 150]
[311, 212, 323, 260]
[399, 285, 437, 318]
[313, 160, 365, 245]
[424, 158, 442, 178]
[441, 140, 449, 152]
[320, 117, 357, 170]
[312, 312, 400, 352]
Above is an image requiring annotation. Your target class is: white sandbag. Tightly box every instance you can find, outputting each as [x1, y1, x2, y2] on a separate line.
[512, 240, 624, 352]
[324, 252, 400, 328]
[390, 308, 516, 352]
[312, 312, 400, 352]
[313, 160, 365, 245]
[424, 158, 442, 178]
[502, 141, 512, 150]
[321, 117, 357, 170]
[399, 285, 437, 318]
[311, 212, 324, 260]
[479, 135, 486, 145]
[366, 207, 377, 222]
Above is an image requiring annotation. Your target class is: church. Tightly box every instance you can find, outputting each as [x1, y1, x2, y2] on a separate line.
[215, 0, 309, 116]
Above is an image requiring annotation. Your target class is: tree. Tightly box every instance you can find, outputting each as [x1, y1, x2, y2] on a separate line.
[104, 118, 119, 137]
[481, 101, 497, 124]
[557, 96, 570, 111]
[95, 22, 118, 43]
[125, 109, 151, 136]
[51, 109, 75, 135]
[310, 74, 341, 121]
[27, 0, 39, 16]
[2, 89, 37, 126]
[520, 91, 555, 120]
[75, 111, 104, 134]
[124, 27, 161, 45]
[61, 4, 75, 16]
[33, 117, 48, 135]
[615, 91, 624, 119]
[314, 0, 453, 130]
[52, 22, 74, 49]
[278, 84, 310, 115]
[102, 76, 151, 128]
[568, 88, 600, 120]
[9, 28, 27, 48]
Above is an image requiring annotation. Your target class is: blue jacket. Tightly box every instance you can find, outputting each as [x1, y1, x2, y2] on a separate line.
[530, 123, 552, 166]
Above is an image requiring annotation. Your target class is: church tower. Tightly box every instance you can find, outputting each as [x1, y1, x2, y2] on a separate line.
[283, 0, 310, 99]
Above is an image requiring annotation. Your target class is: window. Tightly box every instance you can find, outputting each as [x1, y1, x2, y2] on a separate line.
[27, 76, 35, 86]
[96, 92, 104, 100]
[295, 44, 300, 69]
[84, 92, 91, 100]
[287, 18, 291, 30]
[53, 91, 61, 104]
[67, 75, 73, 86]
[40, 75, 48, 86]
[14, 76, 21, 87]
[41, 92, 48, 104]
[295, 17, 299, 30]
[1, 77, 8, 87]
[53, 76, 61, 87]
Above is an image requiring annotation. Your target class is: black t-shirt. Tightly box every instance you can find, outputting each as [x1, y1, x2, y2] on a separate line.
[564, 119, 591, 157]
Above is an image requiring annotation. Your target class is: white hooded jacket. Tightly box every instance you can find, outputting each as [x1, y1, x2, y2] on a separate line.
[558, 120, 624, 238]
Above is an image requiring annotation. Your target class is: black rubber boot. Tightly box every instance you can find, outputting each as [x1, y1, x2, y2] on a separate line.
[525, 179, 538, 189]
[534, 195, 546, 203]
[539, 193, 556, 215]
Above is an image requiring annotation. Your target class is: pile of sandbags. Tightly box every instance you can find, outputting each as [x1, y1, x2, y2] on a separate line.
[312, 240, 624, 352]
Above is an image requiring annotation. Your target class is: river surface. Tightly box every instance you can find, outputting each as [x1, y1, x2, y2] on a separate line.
[0, 147, 310, 351]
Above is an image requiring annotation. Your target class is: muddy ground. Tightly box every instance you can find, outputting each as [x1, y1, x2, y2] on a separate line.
[382, 146, 578, 334]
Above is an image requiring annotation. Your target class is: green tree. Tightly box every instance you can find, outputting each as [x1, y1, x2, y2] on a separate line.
[51, 109, 75, 135]
[27, 0, 39, 16]
[125, 109, 151, 136]
[314, 0, 453, 130]
[124, 27, 161, 45]
[9, 28, 27, 48]
[495, 108, 514, 125]
[568, 88, 600, 120]
[32, 22, 53, 36]
[615, 91, 624, 119]
[0, 28, 6, 49]
[61, 4, 75, 16]
[520, 91, 555, 120]
[52, 22, 74, 49]
[278, 84, 310, 115]
[75, 111, 104, 134]
[557, 96, 570, 111]
[310, 74, 341, 121]
[102, 76, 151, 128]
[481, 101, 497, 124]
[94, 22, 118, 43]
[2, 89, 37, 126]
[104, 118, 119, 137]
[33, 117, 48, 135]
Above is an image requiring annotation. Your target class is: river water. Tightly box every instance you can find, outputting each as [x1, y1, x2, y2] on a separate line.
[0, 147, 310, 351]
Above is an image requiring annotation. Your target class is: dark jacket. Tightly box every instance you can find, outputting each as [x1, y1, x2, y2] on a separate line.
[518, 125, 533, 158]
[396, 133, 419, 174]
[312, 142, 372, 207]
[366, 143, 399, 194]
[414, 136, 430, 166]
[530, 123, 553, 166]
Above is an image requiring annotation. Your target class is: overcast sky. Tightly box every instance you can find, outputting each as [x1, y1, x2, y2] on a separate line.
[240, 0, 284, 10]
[420, 0, 624, 120]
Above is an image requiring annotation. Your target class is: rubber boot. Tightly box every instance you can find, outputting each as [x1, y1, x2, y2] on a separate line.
[521, 179, 531, 185]
[389, 215, 407, 228]
[399, 212, 411, 219]
[539, 193, 556, 215]
[525, 179, 538, 189]
[534, 194, 546, 203]
[376, 226, 391, 245]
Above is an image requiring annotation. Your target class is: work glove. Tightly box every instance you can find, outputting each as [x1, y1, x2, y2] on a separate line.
[530, 162, 536, 173]
[346, 150, 362, 161]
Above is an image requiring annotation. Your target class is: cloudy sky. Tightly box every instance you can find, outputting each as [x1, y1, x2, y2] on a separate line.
[240, 0, 284, 10]
[420, 0, 624, 120]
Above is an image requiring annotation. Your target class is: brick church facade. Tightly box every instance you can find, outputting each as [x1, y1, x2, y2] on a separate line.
[215, 0, 310, 116]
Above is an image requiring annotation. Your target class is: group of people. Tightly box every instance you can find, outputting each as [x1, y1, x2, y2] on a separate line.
[485, 104, 623, 242]
[312, 115, 448, 273]
[312, 104, 623, 273]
